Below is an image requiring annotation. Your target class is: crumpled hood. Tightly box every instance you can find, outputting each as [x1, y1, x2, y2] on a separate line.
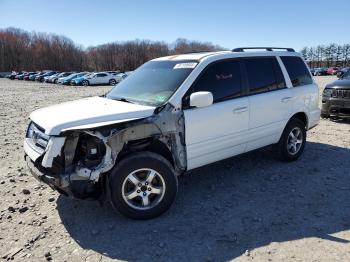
[30, 96, 155, 135]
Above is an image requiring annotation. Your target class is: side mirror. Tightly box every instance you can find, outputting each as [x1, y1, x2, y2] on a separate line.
[190, 91, 213, 108]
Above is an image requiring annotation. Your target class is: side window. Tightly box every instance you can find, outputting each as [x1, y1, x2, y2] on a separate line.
[244, 57, 286, 95]
[281, 56, 313, 87]
[191, 60, 242, 103]
[97, 73, 107, 77]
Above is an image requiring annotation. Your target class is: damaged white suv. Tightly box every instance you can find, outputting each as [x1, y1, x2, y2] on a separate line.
[24, 47, 320, 219]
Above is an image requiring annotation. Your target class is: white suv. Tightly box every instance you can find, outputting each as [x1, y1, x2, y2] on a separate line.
[24, 47, 320, 219]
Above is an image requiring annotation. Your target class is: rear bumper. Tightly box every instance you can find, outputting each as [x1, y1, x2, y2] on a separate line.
[322, 99, 350, 117]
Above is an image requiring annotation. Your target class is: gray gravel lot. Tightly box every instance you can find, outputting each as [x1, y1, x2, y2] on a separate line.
[0, 76, 349, 261]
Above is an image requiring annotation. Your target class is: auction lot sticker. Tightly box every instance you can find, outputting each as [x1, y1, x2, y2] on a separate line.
[174, 62, 198, 69]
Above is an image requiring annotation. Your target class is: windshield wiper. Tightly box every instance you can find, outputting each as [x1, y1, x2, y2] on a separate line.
[114, 97, 136, 104]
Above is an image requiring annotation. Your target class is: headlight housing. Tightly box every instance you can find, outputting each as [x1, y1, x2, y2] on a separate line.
[322, 88, 333, 98]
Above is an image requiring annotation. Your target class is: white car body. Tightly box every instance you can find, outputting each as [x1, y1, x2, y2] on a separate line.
[85, 72, 115, 85]
[24, 48, 320, 216]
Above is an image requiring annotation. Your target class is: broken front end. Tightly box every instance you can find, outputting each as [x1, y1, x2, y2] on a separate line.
[24, 105, 187, 200]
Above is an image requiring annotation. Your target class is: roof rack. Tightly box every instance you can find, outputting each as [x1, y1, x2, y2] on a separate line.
[232, 47, 295, 52]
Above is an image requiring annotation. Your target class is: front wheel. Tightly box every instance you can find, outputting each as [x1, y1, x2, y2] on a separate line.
[109, 152, 178, 219]
[82, 80, 89, 86]
[276, 118, 306, 161]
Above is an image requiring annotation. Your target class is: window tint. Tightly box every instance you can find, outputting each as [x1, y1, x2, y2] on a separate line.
[281, 56, 313, 87]
[191, 60, 242, 103]
[97, 73, 107, 77]
[244, 57, 286, 95]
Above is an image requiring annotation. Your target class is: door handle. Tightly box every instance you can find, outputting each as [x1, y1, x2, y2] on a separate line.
[281, 97, 292, 103]
[233, 106, 248, 114]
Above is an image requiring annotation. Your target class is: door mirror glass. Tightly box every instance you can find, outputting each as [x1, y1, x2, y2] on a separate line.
[190, 91, 213, 108]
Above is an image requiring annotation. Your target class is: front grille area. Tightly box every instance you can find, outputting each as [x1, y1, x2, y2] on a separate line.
[332, 89, 350, 99]
[26, 122, 49, 151]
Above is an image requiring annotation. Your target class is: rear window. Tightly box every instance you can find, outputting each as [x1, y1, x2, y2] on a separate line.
[281, 56, 313, 87]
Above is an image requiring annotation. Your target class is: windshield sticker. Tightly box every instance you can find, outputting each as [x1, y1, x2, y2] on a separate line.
[173, 62, 198, 69]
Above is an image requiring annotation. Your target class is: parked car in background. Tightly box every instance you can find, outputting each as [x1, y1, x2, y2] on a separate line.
[16, 72, 27, 80]
[326, 67, 339, 75]
[24, 72, 37, 80]
[113, 71, 133, 84]
[50, 72, 73, 83]
[58, 72, 89, 85]
[79, 72, 117, 86]
[322, 69, 350, 119]
[34, 72, 48, 81]
[337, 68, 350, 78]
[36, 71, 57, 82]
[313, 67, 328, 76]
[45, 72, 61, 83]
[7, 71, 23, 80]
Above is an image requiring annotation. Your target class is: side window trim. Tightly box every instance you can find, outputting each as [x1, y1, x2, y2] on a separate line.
[182, 58, 246, 109]
[276, 56, 293, 88]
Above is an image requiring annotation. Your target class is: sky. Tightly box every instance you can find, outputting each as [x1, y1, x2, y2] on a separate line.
[0, 0, 349, 51]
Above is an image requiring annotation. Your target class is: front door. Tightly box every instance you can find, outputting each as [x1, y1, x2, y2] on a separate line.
[183, 59, 250, 170]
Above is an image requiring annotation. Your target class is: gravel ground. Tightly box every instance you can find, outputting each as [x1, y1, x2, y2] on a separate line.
[0, 76, 349, 262]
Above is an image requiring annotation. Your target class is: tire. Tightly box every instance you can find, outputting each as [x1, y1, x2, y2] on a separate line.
[54, 79, 58, 84]
[321, 112, 329, 118]
[109, 152, 178, 220]
[82, 80, 89, 86]
[276, 118, 306, 161]
[109, 79, 117, 85]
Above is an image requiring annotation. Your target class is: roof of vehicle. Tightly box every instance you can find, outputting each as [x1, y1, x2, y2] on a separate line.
[153, 48, 301, 62]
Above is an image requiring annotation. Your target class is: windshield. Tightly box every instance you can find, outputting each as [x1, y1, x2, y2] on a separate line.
[106, 60, 197, 106]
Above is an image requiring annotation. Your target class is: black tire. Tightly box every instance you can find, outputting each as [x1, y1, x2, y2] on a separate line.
[321, 112, 329, 118]
[109, 79, 117, 85]
[82, 80, 89, 86]
[109, 152, 178, 220]
[54, 79, 58, 84]
[276, 118, 306, 161]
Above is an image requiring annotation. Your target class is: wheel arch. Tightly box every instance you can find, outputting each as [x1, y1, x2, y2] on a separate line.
[290, 112, 308, 129]
[116, 137, 175, 168]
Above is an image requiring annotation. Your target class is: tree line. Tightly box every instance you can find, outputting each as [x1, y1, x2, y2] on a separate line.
[0, 28, 225, 72]
[300, 44, 350, 69]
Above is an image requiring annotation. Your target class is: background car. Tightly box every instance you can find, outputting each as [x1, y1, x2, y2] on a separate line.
[59, 72, 89, 85]
[313, 67, 328, 76]
[15, 72, 27, 80]
[36, 71, 57, 82]
[337, 68, 350, 78]
[326, 67, 339, 75]
[50, 72, 73, 83]
[7, 71, 23, 80]
[23, 72, 37, 80]
[113, 71, 133, 84]
[45, 72, 61, 83]
[78, 72, 116, 86]
[322, 69, 350, 119]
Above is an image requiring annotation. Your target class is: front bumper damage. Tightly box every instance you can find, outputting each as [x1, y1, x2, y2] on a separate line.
[24, 104, 187, 200]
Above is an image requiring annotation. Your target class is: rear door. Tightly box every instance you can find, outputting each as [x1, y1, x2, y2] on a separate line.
[94, 73, 108, 84]
[243, 56, 292, 151]
[183, 59, 250, 170]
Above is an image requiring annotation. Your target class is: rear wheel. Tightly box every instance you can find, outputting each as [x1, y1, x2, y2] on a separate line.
[109, 152, 177, 220]
[276, 118, 306, 161]
[82, 80, 89, 86]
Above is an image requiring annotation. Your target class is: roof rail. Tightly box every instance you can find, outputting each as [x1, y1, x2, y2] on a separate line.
[232, 47, 295, 52]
